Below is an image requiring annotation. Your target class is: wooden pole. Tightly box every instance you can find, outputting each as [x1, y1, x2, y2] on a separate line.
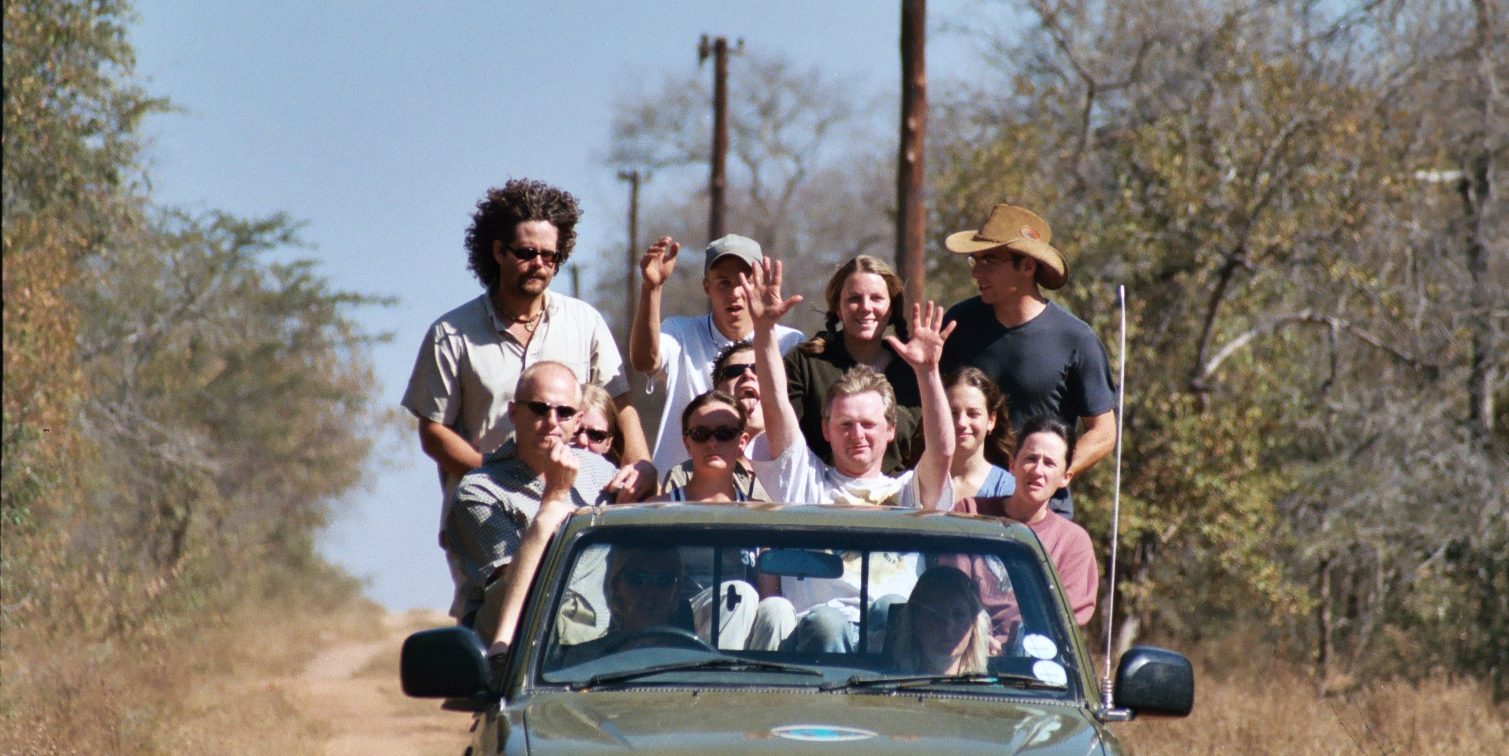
[700, 35, 730, 241]
[616, 169, 641, 349]
[897, 0, 927, 306]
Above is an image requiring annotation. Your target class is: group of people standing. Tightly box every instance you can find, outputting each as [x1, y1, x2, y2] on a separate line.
[402, 179, 1117, 660]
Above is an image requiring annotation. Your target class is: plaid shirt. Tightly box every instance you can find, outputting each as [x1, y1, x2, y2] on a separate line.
[445, 439, 618, 619]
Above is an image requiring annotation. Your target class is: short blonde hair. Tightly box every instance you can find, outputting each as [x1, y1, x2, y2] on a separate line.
[820, 365, 897, 427]
[579, 382, 623, 462]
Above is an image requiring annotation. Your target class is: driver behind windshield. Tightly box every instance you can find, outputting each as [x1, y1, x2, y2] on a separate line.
[887, 566, 991, 675]
[556, 546, 694, 667]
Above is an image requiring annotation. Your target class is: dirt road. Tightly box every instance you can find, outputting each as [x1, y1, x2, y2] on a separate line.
[288, 609, 473, 755]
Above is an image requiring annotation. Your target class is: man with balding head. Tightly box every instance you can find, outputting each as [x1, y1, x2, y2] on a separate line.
[445, 361, 617, 651]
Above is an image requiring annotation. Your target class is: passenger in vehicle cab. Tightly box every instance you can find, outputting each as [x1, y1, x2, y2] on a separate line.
[630, 235, 804, 476]
[741, 257, 956, 511]
[445, 361, 618, 656]
[658, 341, 769, 500]
[957, 416, 1099, 625]
[888, 566, 992, 675]
[785, 256, 920, 474]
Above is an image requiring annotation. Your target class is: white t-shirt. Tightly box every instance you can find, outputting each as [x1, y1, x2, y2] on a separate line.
[747, 433, 953, 511]
[648, 314, 803, 473]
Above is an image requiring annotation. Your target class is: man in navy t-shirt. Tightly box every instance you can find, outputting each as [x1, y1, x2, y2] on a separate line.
[939, 204, 1116, 519]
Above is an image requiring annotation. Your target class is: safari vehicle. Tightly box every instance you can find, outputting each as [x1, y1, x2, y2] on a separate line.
[402, 504, 1193, 754]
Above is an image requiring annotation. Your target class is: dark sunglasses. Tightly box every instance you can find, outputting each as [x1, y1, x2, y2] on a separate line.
[507, 245, 563, 266]
[522, 400, 578, 421]
[619, 570, 677, 588]
[575, 426, 611, 444]
[685, 425, 742, 443]
[716, 363, 756, 382]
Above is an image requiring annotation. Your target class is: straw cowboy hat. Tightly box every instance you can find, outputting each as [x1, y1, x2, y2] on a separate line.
[944, 204, 1068, 290]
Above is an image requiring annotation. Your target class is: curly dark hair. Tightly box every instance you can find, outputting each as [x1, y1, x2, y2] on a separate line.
[711, 339, 754, 384]
[464, 179, 582, 289]
[944, 367, 1016, 468]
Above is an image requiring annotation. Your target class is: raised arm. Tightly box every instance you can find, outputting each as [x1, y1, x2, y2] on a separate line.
[485, 440, 579, 656]
[628, 236, 679, 374]
[885, 302, 957, 510]
[740, 258, 804, 458]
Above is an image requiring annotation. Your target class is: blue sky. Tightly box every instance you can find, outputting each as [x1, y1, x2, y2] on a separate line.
[129, 0, 1013, 611]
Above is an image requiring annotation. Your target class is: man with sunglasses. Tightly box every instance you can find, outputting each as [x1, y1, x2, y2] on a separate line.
[629, 234, 803, 477]
[404, 180, 653, 615]
[447, 361, 619, 652]
[939, 204, 1116, 521]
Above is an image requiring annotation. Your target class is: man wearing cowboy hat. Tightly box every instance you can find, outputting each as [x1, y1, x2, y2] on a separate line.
[939, 204, 1116, 519]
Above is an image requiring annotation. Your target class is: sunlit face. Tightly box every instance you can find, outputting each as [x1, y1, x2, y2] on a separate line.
[569, 407, 614, 456]
[947, 384, 996, 461]
[821, 391, 895, 477]
[837, 272, 893, 343]
[967, 248, 1028, 306]
[1010, 431, 1072, 505]
[704, 257, 753, 337]
[609, 550, 681, 633]
[912, 589, 977, 665]
[493, 220, 560, 299]
[508, 366, 581, 455]
[682, 402, 748, 474]
[713, 348, 761, 435]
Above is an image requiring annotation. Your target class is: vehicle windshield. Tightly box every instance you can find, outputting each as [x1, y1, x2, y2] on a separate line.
[535, 526, 1081, 698]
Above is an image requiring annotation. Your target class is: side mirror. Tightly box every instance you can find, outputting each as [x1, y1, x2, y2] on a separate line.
[401, 626, 492, 707]
[756, 549, 844, 579]
[1113, 646, 1194, 717]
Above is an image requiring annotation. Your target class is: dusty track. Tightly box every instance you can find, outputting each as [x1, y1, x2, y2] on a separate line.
[287, 609, 473, 755]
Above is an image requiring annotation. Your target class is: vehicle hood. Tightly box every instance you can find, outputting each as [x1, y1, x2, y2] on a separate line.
[518, 689, 1109, 754]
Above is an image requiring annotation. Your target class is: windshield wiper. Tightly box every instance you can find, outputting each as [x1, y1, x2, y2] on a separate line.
[570, 656, 825, 690]
[820, 672, 1064, 692]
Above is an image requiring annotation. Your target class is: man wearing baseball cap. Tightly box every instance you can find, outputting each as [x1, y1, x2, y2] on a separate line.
[630, 234, 805, 474]
[939, 204, 1116, 519]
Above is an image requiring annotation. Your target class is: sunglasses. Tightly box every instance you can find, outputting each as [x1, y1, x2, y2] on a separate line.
[507, 245, 563, 266]
[716, 362, 756, 382]
[913, 601, 975, 626]
[575, 426, 611, 444]
[619, 570, 677, 588]
[685, 425, 742, 443]
[522, 400, 578, 421]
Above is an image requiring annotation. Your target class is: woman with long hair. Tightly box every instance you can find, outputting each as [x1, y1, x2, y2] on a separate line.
[889, 565, 992, 675]
[785, 255, 920, 474]
[570, 382, 624, 464]
[945, 367, 1016, 505]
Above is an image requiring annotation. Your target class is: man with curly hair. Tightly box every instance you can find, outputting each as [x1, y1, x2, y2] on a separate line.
[404, 180, 653, 613]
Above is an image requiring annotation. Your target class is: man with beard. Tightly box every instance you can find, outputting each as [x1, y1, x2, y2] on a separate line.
[404, 179, 651, 616]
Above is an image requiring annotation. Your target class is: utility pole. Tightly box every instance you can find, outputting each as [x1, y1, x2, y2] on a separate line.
[616, 169, 643, 352]
[699, 35, 741, 241]
[896, 0, 927, 306]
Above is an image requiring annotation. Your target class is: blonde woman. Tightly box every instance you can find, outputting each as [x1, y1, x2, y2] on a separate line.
[889, 565, 992, 675]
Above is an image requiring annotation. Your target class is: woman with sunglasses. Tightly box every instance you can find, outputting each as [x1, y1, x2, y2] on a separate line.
[653, 390, 756, 503]
[569, 383, 624, 464]
[785, 256, 921, 474]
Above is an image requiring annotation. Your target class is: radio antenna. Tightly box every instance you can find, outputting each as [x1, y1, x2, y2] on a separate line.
[1100, 285, 1127, 710]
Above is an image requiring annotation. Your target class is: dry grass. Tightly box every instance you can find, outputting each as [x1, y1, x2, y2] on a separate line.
[1118, 636, 1509, 755]
[0, 583, 384, 754]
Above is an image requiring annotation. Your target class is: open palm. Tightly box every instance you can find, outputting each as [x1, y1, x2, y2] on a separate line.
[886, 301, 954, 369]
[740, 258, 803, 329]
